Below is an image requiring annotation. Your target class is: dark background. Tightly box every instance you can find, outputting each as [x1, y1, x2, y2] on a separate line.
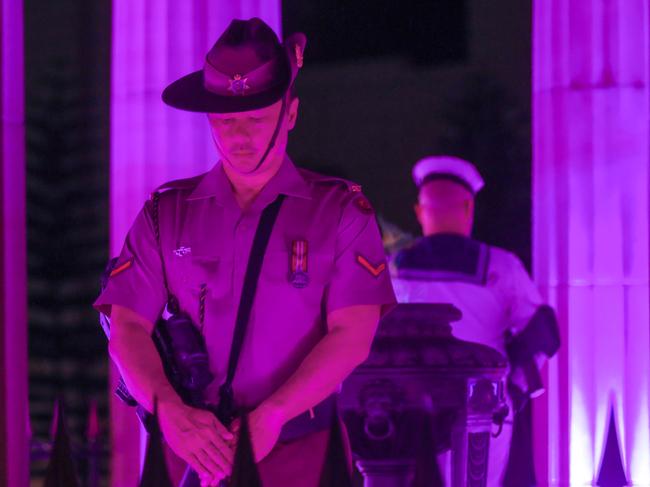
[25, 0, 111, 482]
[24, 1, 531, 484]
[283, 0, 532, 257]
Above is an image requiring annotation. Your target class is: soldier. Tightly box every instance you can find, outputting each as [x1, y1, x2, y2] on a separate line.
[390, 156, 559, 487]
[95, 18, 395, 487]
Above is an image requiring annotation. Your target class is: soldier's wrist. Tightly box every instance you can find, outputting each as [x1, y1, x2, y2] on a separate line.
[256, 399, 289, 426]
[153, 386, 184, 411]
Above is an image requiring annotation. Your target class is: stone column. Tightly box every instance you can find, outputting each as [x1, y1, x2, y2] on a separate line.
[109, 2, 280, 485]
[0, 0, 29, 486]
[533, 1, 649, 485]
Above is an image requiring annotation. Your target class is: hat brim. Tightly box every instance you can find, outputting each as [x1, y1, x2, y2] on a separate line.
[162, 32, 306, 114]
[162, 69, 289, 113]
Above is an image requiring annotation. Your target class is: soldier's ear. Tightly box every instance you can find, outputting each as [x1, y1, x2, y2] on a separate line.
[414, 202, 423, 225]
[287, 97, 299, 130]
[466, 198, 475, 217]
[464, 198, 475, 231]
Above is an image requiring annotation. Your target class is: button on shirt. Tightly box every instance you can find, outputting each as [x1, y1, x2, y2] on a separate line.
[95, 158, 396, 409]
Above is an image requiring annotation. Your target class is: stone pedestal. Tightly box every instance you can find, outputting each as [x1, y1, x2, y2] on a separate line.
[342, 304, 508, 487]
[356, 459, 416, 487]
[450, 385, 499, 487]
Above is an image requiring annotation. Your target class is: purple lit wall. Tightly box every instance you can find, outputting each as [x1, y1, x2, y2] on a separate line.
[109, 1, 280, 485]
[0, 0, 29, 485]
[533, 1, 649, 485]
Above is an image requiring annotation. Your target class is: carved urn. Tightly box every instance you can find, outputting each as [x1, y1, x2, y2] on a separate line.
[341, 304, 508, 487]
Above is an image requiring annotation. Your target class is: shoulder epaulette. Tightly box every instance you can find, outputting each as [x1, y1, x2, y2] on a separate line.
[298, 168, 363, 193]
[150, 173, 206, 199]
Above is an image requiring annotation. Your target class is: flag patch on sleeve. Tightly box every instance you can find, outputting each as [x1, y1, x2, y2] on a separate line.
[110, 258, 133, 277]
[354, 195, 374, 214]
[356, 255, 386, 277]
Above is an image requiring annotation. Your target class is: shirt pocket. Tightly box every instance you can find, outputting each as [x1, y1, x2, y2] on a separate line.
[172, 254, 230, 316]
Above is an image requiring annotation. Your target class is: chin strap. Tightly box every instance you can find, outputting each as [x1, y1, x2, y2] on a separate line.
[248, 93, 288, 173]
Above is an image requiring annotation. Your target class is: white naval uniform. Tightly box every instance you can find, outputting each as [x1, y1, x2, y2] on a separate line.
[390, 233, 543, 487]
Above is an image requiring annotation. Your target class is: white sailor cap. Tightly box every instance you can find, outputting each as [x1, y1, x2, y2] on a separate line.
[412, 156, 484, 195]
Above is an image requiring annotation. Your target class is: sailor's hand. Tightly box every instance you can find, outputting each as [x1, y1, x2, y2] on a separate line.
[158, 399, 234, 484]
[236, 402, 285, 462]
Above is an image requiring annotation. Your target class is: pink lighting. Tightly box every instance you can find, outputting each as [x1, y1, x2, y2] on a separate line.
[533, 0, 649, 485]
[110, 1, 280, 485]
[1, 0, 29, 485]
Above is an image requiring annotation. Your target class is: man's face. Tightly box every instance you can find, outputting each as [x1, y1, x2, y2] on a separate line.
[207, 97, 299, 174]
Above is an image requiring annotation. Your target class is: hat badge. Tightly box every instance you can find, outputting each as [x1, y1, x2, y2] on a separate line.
[228, 74, 250, 96]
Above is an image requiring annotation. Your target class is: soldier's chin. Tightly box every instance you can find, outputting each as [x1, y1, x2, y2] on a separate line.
[226, 153, 260, 172]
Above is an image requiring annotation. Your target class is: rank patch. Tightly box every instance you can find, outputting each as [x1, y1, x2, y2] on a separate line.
[354, 195, 374, 214]
[356, 255, 386, 278]
[110, 258, 133, 277]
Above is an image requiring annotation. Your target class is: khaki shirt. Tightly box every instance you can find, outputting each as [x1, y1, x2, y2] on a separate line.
[96, 157, 396, 408]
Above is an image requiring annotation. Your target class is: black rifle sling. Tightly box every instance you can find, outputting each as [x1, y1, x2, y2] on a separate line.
[224, 194, 285, 393]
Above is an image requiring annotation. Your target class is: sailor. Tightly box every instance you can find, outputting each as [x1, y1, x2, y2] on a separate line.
[391, 155, 559, 487]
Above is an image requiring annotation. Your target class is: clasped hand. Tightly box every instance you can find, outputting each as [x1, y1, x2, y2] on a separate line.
[158, 400, 234, 486]
[159, 400, 285, 487]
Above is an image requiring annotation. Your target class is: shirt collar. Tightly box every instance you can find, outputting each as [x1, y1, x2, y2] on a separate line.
[187, 156, 312, 205]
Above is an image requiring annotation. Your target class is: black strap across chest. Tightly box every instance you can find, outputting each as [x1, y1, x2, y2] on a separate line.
[225, 194, 285, 388]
